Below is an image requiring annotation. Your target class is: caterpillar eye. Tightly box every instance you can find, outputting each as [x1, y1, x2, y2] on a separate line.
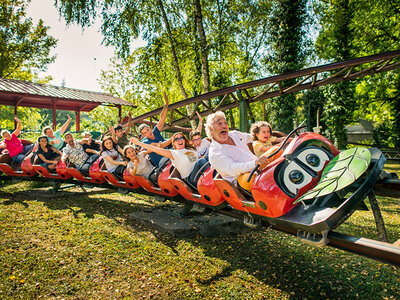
[289, 170, 304, 184]
[306, 154, 320, 167]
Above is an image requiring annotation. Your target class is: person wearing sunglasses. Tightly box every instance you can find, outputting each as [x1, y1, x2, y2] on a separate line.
[131, 132, 207, 187]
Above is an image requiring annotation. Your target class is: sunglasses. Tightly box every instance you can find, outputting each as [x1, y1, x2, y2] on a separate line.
[174, 136, 184, 141]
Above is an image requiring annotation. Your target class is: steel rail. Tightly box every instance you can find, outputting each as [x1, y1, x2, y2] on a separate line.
[132, 50, 400, 129]
[1, 174, 399, 267]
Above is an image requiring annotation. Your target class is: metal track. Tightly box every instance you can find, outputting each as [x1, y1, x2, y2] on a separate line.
[132, 50, 400, 130]
[2, 174, 399, 267]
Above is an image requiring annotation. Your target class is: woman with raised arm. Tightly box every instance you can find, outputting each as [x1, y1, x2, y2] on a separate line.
[131, 132, 207, 187]
[0, 117, 34, 165]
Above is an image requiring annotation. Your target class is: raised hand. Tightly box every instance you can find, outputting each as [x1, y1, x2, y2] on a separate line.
[130, 137, 139, 144]
[163, 91, 169, 106]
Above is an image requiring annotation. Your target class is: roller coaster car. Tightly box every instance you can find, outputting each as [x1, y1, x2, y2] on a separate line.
[0, 140, 37, 177]
[214, 132, 340, 219]
[133, 162, 178, 197]
[66, 156, 105, 184]
[122, 169, 141, 189]
[32, 154, 70, 180]
[98, 159, 130, 188]
[169, 163, 226, 208]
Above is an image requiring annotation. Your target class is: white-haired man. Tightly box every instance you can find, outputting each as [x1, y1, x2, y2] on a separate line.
[206, 111, 268, 187]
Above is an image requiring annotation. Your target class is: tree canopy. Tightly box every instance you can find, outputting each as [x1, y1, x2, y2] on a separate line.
[2, 0, 399, 148]
[0, 0, 57, 130]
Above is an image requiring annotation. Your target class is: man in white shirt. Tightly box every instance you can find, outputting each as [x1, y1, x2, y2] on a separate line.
[206, 111, 268, 185]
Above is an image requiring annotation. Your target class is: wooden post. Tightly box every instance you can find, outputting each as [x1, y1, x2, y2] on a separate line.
[76, 110, 80, 132]
[14, 105, 17, 129]
[52, 99, 57, 130]
[117, 105, 122, 123]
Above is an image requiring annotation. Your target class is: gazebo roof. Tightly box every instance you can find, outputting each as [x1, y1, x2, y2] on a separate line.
[0, 77, 136, 112]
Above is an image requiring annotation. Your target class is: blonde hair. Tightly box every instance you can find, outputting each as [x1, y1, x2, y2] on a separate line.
[205, 111, 226, 139]
[250, 121, 272, 141]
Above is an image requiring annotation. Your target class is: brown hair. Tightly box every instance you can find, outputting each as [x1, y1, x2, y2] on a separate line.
[189, 131, 201, 140]
[123, 144, 138, 161]
[171, 132, 196, 150]
[250, 121, 272, 141]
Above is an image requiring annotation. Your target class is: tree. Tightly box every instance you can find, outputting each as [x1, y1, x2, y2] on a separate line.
[0, 0, 57, 132]
[0, 0, 57, 79]
[315, 0, 400, 148]
[265, 0, 309, 133]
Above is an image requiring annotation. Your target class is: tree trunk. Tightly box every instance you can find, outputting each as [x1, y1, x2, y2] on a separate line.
[193, 0, 210, 94]
[158, 0, 196, 128]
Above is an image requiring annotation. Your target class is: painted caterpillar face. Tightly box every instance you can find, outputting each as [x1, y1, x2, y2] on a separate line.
[277, 146, 332, 198]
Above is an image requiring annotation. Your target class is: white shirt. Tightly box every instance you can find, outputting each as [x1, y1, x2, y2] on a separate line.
[195, 138, 211, 157]
[209, 131, 257, 183]
[170, 148, 198, 179]
[127, 152, 153, 177]
[101, 148, 122, 173]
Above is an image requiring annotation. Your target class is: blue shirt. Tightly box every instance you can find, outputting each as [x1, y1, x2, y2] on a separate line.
[142, 127, 165, 166]
[47, 130, 64, 150]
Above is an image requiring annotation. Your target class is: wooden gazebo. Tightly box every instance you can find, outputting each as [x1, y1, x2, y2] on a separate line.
[0, 78, 136, 131]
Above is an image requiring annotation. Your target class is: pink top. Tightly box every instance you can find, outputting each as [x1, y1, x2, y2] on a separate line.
[4, 133, 23, 157]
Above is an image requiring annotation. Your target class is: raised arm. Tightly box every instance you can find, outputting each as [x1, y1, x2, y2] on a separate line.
[195, 111, 203, 134]
[109, 126, 118, 144]
[156, 92, 169, 132]
[157, 138, 172, 148]
[60, 115, 72, 135]
[13, 117, 22, 137]
[125, 111, 132, 135]
[130, 137, 173, 160]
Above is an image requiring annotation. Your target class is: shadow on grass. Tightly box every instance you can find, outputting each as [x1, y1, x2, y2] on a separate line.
[1, 185, 399, 299]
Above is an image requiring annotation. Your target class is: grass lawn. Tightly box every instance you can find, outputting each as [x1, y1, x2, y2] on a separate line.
[0, 178, 399, 299]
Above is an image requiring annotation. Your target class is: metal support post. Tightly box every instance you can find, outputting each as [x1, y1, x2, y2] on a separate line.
[236, 89, 248, 132]
[368, 191, 389, 242]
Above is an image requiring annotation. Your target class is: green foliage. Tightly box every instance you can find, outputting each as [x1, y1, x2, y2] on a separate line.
[265, 0, 309, 133]
[0, 0, 57, 79]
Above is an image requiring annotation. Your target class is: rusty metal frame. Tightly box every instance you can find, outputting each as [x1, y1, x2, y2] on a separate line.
[132, 50, 400, 130]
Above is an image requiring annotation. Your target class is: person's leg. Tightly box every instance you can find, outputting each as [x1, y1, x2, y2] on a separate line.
[113, 165, 126, 181]
[187, 158, 208, 187]
[12, 153, 25, 165]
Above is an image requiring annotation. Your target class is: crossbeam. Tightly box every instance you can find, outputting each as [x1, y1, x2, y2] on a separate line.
[132, 50, 400, 130]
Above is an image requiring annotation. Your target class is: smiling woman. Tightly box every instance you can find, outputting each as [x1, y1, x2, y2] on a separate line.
[130, 133, 207, 186]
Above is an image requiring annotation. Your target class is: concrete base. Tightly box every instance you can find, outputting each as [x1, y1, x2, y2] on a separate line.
[129, 204, 252, 237]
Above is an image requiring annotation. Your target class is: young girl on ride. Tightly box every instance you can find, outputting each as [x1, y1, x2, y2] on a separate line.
[100, 136, 127, 180]
[36, 136, 62, 173]
[131, 132, 207, 187]
[250, 121, 289, 158]
[123, 145, 153, 177]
